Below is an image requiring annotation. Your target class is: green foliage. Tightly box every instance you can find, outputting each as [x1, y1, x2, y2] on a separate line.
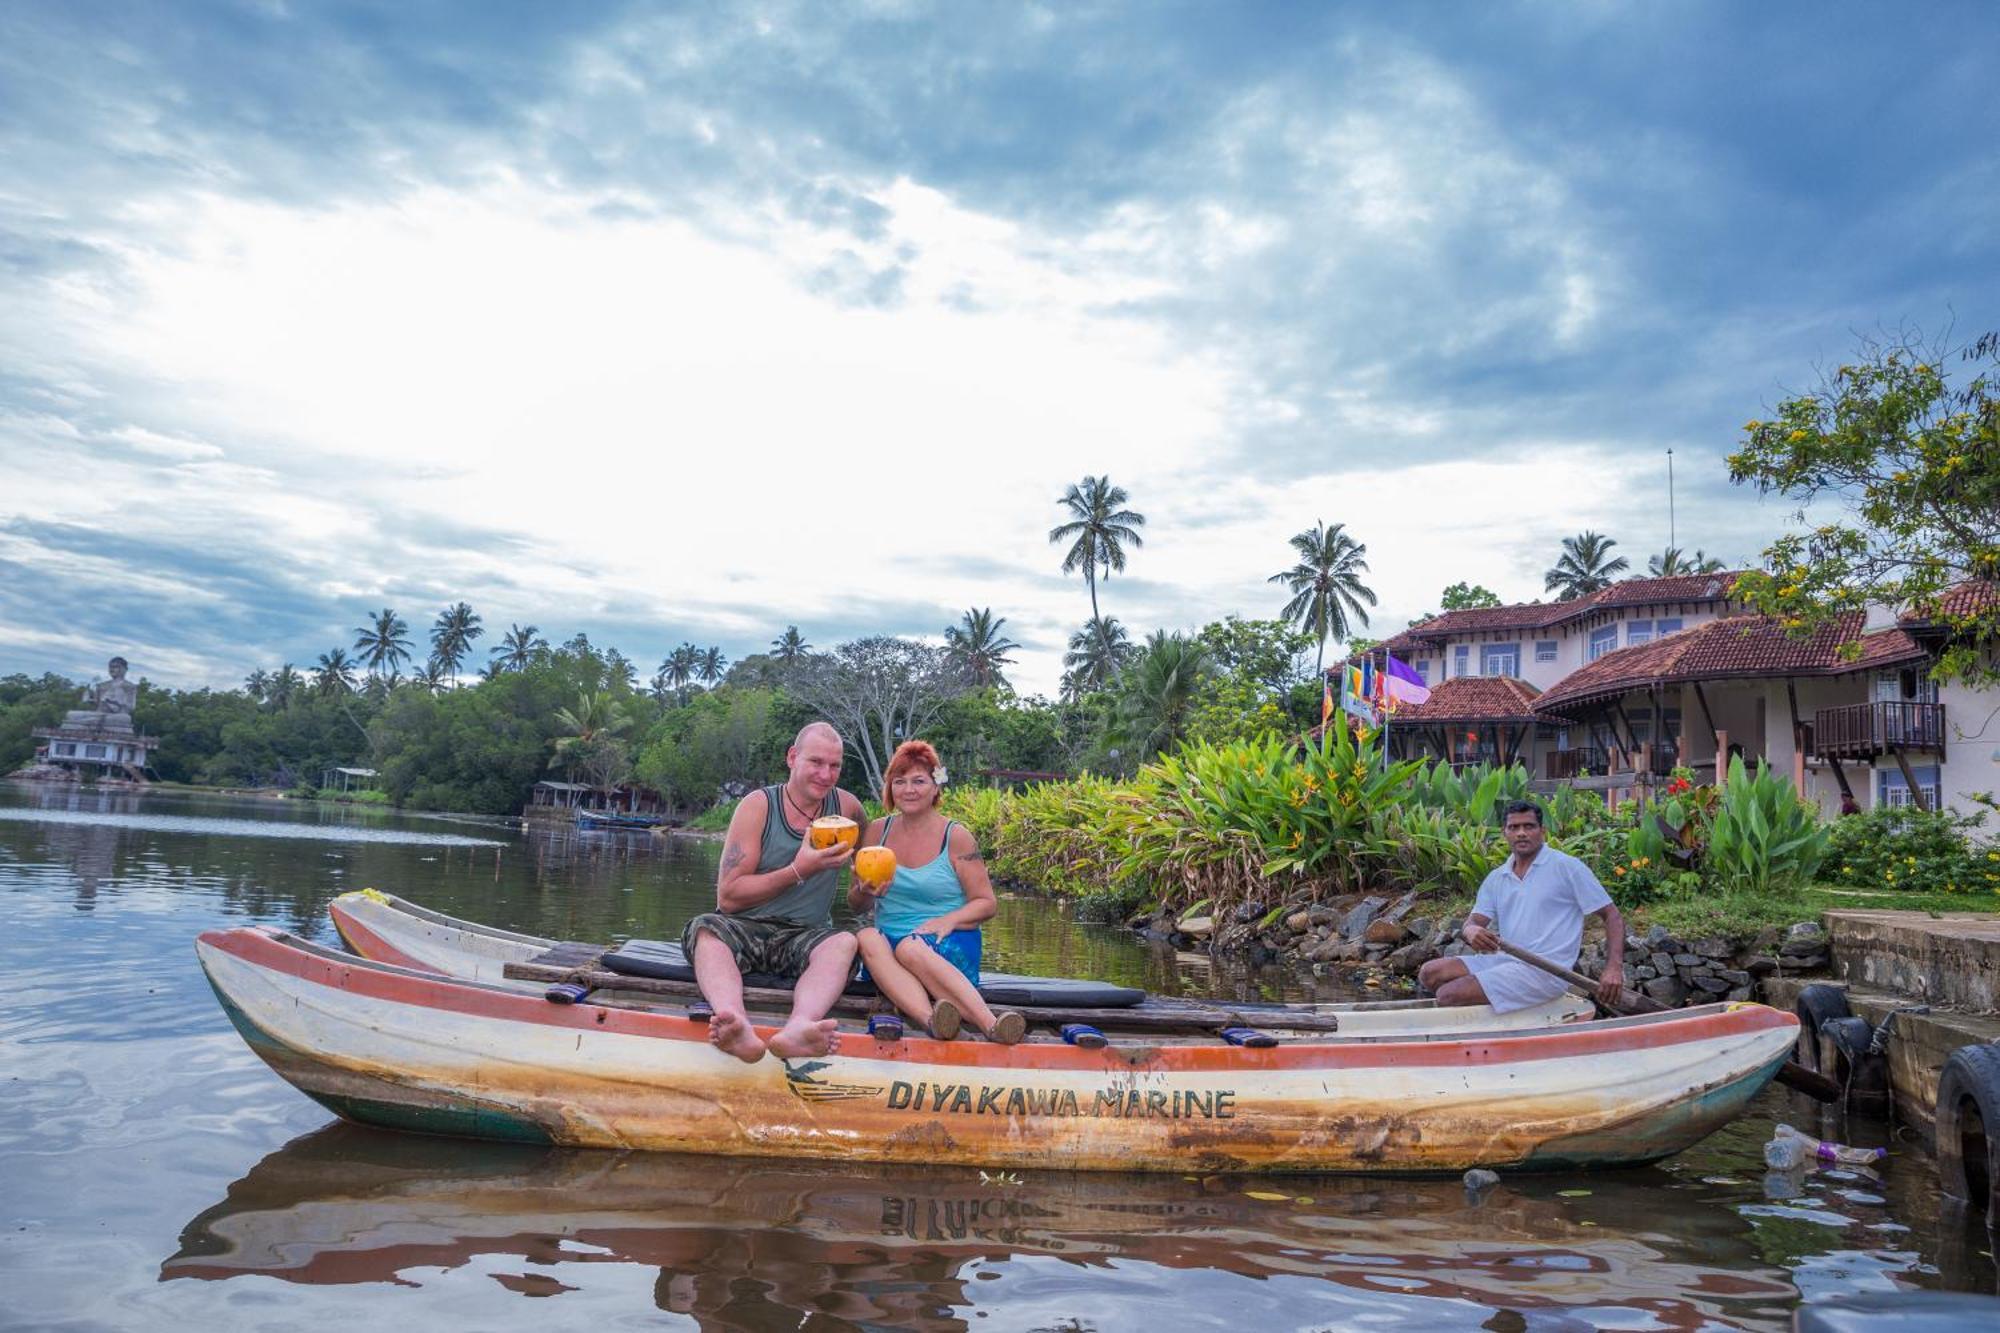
[1826, 801, 1998, 897]
[1113, 631, 1213, 761]
[0, 673, 92, 770]
[1439, 582, 1503, 612]
[1704, 756, 1832, 894]
[1729, 329, 1999, 686]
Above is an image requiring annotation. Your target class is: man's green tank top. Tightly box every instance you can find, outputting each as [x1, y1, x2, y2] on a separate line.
[744, 783, 843, 924]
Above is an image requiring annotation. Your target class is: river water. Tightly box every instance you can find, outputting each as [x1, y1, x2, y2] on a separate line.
[2, 784, 1994, 1331]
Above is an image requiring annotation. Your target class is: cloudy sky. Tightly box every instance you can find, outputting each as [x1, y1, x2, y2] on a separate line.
[4, 1, 1996, 697]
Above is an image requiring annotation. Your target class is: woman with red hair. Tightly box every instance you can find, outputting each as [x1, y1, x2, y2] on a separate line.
[848, 739, 1025, 1043]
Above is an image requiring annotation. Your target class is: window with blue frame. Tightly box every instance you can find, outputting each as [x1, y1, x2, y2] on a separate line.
[1535, 640, 1558, 662]
[1481, 643, 1520, 676]
[1453, 645, 1469, 677]
[1656, 617, 1683, 635]
[1627, 620, 1654, 646]
[1588, 626, 1617, 660]
[1877, 765, 1941, 809]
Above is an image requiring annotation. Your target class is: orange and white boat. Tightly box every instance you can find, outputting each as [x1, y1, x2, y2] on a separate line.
[197, 921, 1797, 1174]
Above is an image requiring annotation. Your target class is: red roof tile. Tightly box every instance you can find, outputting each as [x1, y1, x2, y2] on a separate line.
[1534, 615, 1928, 713]
[1386, 572, 1745, 643]
[1389, 675, 1555, 724]
[1900, 579, 1999, 626]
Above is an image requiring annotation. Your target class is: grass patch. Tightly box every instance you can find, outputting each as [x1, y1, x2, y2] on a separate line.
[1630, 881, 1999, 941]
[686, 799, 737, 832]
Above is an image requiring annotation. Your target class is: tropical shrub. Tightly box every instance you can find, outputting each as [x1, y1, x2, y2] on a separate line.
[1826, 802, 1998, 896]
[1704, 755, 1832, 893]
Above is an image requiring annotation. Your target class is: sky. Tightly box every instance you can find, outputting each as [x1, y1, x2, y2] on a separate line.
[3, 1, 1996, 698]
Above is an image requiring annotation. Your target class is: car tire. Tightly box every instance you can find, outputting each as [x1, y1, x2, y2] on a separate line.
[1935, 1042, 2000, 1224]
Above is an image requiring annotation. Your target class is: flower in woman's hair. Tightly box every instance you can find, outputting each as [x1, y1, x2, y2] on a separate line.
[932, 765, 949, 786]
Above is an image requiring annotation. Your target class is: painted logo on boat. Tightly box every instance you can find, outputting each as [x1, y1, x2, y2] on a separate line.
[781, 1060, 888, 1104]
[781, 1061, 1239, 1119]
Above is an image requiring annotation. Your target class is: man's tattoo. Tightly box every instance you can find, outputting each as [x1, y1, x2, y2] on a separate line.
[720, 845, 746, 874]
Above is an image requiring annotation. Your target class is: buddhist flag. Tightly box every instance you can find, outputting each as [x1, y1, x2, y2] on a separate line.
[1382, 653, 1431, 709]
[1340, 665, 1378, 725]
[1321, 675, 1334, 726]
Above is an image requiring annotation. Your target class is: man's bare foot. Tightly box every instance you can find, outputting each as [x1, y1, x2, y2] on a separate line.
[708, 1010, 766, 1063]
[766, 1018, 840, 1059]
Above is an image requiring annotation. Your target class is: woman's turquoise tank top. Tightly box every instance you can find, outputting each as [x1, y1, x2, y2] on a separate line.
[875, 817, 969, 937]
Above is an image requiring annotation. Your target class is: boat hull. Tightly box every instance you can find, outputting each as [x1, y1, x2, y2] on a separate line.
[199, 925, 1796, 1174]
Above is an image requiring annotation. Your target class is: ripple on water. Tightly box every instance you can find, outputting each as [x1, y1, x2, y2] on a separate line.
[0, 807, 503, 846]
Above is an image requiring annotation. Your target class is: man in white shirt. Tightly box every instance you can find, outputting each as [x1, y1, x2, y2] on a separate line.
[1418, 799, 1626, 1012]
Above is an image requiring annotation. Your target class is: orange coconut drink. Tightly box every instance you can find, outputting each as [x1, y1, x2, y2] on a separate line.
[853, 845, 897, 895]
[807, 815, 859, 850]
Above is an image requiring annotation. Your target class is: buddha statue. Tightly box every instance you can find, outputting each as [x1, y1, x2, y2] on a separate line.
[66, 656, 138, 731]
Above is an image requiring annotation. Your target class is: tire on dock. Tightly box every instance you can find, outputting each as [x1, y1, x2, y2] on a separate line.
[1935, 1042, 2000, 1224]
[1793, 984, 1851, 1074]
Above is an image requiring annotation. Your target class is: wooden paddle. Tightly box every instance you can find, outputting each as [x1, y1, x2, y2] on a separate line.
[1492, 938, 1841, 1103]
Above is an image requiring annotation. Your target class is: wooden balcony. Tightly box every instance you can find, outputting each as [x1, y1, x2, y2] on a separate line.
[1545, 748, 1611, 781]
[1810, 702, 1946, 761]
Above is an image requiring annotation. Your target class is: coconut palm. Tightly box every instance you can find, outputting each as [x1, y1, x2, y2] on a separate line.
[1268, 520, 1378, 676]
[268, 664, 302, 708]
[312, 648, 357, 696]
[604, 648, 640, 691]
[352, 608, 412, 678]
[490, 623, 547, 672]
[696, 646, 727, 685]
[649, 670, 674, 704]
[552, 691, 633, 790]
[1061, 616, 1135, 699]
[770, 626, 811, 663]
[1115, 631, 1212, 760]
[657, 643, 701, 704]
[1647, 547, 1725, 577]
[1048, 475, 1146, 621]
[243, 668, 271, 702]
[428, 602, 484, 683]
[944, 608, 1021, 689]
[1544, 531, 1630, 600]
[410, 658, 450, 694]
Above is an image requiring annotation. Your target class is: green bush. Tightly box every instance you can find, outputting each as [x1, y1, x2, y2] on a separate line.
[1705, 755, 1831, 893]
[1826, 802, 1997, 897]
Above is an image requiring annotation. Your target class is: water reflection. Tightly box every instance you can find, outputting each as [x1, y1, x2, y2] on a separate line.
[165, 1124, 1817, 1330]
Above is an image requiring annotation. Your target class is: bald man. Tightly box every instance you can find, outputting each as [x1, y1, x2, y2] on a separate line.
[682, 721, 868, 1062]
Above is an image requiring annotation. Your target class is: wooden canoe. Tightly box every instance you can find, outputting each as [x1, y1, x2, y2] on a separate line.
[197, 924, 1798, 1174]
[326, 889, 1601, 1037]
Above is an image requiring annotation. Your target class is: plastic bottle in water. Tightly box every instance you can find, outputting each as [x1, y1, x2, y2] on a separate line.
[1763, 1123, 1887, 1169]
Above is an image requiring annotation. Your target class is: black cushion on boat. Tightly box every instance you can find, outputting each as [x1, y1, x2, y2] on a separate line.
[600, 938, 1145, 1008]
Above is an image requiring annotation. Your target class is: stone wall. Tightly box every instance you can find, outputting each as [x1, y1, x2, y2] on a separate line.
[1143, 892, 1833, 1005]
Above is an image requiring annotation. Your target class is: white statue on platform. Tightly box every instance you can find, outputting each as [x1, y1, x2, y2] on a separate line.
[68, 656, 138, 731]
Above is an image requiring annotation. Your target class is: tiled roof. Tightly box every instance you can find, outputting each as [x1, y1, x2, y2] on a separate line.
[1390, 675, 1555, 724]
[1387, 572, 1745, 644]
[1900, 579, 1999, 626]
[1535, 615, 1928, 714]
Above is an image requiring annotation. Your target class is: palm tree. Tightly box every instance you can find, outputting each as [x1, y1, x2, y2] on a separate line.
[428, 602, 484, 683]
[490, 623, 547, 672]
[1115, 631, 1211, 760]
[659, 643, 701, 704]
[552, 691, 633, 791]
[696, 646, 727, 686]
[770, 626, 810, 663]
[604, 648, 639, 691]
[1544, 531, 1630, 600]
[312, 648, 357, 696]
[1647, 547, 1725, 577]
[649, 670, 674, 704]
[268, 664, 302, 708]
[1061, 616, 1135, 698]
[944, 607, 1021, 689]
[352, 608, 412, 678]
[1048, 475, 1146, 621]
[243, 668, 271, 703]
[410, 658, 450, 694]
[1267, 520, 1378, 676]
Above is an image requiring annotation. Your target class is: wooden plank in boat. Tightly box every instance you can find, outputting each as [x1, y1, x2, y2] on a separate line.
[498, 960, 1343, 1034]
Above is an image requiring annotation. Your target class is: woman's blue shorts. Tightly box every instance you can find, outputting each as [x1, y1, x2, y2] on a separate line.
[861, 927, 983, 987]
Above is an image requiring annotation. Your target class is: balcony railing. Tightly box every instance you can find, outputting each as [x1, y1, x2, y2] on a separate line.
[1810, 702, 1946, 761]
[1546, 748, 1611, 780]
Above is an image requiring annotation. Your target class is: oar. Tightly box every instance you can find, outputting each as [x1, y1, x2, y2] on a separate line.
[1492, 938, 1841, 1103]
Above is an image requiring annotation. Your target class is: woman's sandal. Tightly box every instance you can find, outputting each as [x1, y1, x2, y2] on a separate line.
[928, 998, 962, 1041]
[985, 1010, 1027, 1045]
